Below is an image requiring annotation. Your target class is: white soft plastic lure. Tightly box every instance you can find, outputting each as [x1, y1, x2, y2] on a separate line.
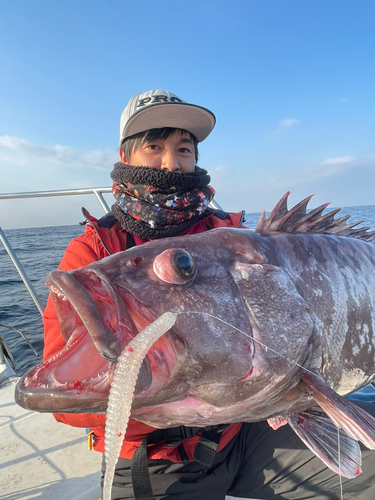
[102, 311, 177, 500]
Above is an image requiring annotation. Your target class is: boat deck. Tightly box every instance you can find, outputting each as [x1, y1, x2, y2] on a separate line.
[0, 378, 102, 500]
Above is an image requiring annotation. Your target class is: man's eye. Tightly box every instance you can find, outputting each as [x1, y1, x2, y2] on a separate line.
[179, 148, 191, 154]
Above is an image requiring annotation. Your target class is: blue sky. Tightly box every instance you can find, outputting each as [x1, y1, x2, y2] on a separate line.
[1, 0, 374, 229]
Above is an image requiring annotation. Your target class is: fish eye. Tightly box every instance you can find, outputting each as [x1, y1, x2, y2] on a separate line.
[172, 250, 195, 279]
[153, 248, 196, 285]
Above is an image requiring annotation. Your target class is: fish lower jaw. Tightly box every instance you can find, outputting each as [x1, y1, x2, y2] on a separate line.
[15, 360, 111, 412]
[21, 328, 112, 391]
[29, 370, 110, 390]
[21, 363, 111, 393]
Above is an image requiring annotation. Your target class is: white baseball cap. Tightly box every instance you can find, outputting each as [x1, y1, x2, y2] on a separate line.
[119, 89, 216, 145]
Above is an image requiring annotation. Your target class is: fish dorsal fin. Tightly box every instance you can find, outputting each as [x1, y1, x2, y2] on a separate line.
[256, 191, 375, 241]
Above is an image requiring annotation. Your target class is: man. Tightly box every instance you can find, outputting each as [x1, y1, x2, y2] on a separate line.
[43, 90, 375, 499]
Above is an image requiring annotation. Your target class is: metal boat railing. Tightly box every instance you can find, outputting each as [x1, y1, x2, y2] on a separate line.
[0, 187, 112, 213]
[0, 227, 45, 315]
[0, 187, 112, 315]
[0, 187, 222, 316]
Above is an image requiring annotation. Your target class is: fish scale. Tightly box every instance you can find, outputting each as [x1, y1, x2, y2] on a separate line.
[15, 192, 375, 478]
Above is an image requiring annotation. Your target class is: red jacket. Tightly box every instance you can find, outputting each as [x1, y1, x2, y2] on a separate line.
[43, 209, 246, 461]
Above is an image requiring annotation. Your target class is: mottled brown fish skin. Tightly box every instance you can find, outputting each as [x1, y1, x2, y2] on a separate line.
[16, 226, 375, 425]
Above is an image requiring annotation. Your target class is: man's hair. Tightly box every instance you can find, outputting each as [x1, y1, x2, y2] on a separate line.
[121, 127, 199, 163]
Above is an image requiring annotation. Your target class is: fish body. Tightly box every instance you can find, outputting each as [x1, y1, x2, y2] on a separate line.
[15, 193, 375, 477]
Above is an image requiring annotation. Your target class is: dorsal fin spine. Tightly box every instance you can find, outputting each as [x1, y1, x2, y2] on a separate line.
[255, 193, 375, 241]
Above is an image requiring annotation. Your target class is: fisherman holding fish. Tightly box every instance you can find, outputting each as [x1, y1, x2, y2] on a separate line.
[40, 90, 375, 499]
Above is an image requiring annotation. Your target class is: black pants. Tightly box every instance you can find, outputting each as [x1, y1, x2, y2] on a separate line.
[101, 402, 375, 500]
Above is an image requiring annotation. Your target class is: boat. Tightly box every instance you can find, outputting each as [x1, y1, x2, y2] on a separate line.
[0, 376, 102, 500]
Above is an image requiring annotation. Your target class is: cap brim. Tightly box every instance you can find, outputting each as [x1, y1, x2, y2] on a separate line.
[122, 103, 216, 143]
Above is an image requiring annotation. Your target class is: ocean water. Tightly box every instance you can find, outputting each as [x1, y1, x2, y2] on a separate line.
[1, 205, 375, 387]
[0, 224, 84, 375]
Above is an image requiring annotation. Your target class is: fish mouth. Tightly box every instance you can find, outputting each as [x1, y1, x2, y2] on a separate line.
[15, 325, 113, 412]
[15, 268, 182, 412]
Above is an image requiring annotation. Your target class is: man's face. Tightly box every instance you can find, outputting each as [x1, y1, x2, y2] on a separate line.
[120, 130, 196, 173]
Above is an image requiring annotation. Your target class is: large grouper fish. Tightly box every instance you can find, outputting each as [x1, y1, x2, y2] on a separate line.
[16, 192, 375, 478]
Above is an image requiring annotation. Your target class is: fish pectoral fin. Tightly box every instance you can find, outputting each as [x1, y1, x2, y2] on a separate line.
[301, 370, 375, 452]
[286, 407, 362, 478]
